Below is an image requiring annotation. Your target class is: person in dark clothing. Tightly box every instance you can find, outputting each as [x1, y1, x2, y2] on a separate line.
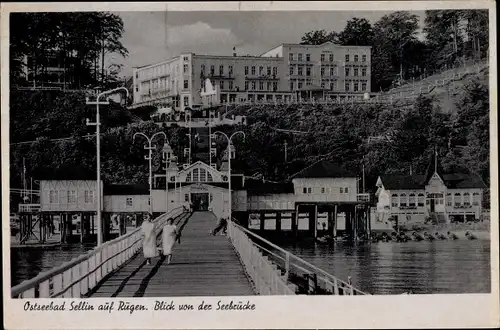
[211, 217, 228, 236]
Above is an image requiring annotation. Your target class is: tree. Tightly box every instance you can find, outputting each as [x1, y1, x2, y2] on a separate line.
[300, 29, 338, 45]
[338, 18, 374, 46]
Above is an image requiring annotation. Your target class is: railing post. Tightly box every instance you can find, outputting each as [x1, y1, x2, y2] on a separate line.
[285, 252, 290, 281]
[39, 280, 50, 298]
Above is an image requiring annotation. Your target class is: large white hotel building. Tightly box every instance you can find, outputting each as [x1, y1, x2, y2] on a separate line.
[132, 42, 371, 111]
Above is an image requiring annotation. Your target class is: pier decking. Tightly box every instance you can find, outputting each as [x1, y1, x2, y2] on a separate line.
[87, 212, 254, 297]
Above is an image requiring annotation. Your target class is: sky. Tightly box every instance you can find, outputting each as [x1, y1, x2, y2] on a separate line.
[113, 10, 425, 78]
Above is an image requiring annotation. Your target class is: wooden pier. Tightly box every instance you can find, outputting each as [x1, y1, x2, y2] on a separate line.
[87, 212, 254, 297]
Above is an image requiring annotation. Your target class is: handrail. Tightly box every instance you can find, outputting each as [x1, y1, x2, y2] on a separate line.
[230, 218, 368, 295]
[12, 207, 186, 298]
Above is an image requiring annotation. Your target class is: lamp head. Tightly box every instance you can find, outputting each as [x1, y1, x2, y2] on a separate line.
[86, 118, 90, 125]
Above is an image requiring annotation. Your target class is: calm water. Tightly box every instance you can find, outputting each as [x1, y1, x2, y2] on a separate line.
[11, 239, 491, 294]
[10, 244, 95, 287]
[276, 239, 491, 294]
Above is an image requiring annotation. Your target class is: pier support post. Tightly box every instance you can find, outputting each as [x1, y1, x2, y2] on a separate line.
[276, 212, 281, 232]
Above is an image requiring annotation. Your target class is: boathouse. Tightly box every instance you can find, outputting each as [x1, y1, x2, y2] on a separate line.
[374, 155, 487, 227]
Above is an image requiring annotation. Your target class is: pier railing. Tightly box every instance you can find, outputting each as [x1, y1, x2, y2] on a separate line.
[228, 219, 368, 296]
[228, 220, 295, 295]
[12, 207, 186, 298]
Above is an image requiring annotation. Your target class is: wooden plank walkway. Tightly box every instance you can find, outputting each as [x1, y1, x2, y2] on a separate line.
[88, 211, 255, 297]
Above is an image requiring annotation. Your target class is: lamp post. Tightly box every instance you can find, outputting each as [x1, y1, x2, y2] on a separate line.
[133, 132, 168, 215]
[214, 131, 245, 222]
[86, 87, 129, 246]
[162, 143, 173, 214]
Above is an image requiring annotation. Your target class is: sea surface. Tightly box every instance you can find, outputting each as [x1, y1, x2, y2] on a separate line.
[10, 238, 491, 294]
[10, 244, 95, 287]
[274, 239, 491, 294]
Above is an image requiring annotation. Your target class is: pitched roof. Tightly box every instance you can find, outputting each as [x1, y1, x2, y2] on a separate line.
[244, 178, 294, 196]
[379, 175, 426, 190]
[441, 173, 487, 189]
[291, 161, 358, 179]
[104, 184, 149, 196]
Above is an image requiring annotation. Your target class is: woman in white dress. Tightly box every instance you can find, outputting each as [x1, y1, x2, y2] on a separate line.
[141, 213, 156, 265]
[162, 218, 178, 264]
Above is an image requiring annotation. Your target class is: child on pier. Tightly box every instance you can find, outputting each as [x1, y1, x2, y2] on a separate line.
[211, 217, 228, 236]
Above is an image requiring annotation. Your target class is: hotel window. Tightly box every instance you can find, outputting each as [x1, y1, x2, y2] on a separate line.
[67, 190, 77, 204]
[220, 80, 224, 90]
[446, 193, 452, 206]
[228, 81, 233, 90]
[298, 66, 303, 76]
[185, 194, 189, 202]
[183, 56, 189, 61]
[306, 54, 310, 61]
[289, 66, 294, 75]
[354, 82, 359, 91]
[454, 193, 461, 207]
[298, 53, 303, 61]
[85, 190, 94, 204]
[345, 187, 349, 193]
[354, 68, 359, 76]
[186, 172, 192, 182]
[267, 82, 272, 90]
[354, 55, 359, 62]
[472, 192, 480, 205]
[245, 66, 249, 75]
[463, 193, 471, 206]
[361, 82, 367, 91]
[244, 81, 249, 90]
[192, 168, 199, 181]
[219, 65, 224, 75]
[345, 54, 350, 62]
[298, 81, 303, 89]
[307, 187, 312, 193]
[400, 194, 407, 207]
[321, 68, 325, 76]
[251, 81, 256, 90]
[259, 66, 264, 75]
[289, 53, 294, 61]
[184, 80, 188, 89]
[251, 66, 256, 75]
[306, 80, 312, 86]
[330, 82, 335, 90]
[229, 66, 233, 75]
[183, 64, 188, 73]
[345, 68, 350, 76]
[184, 96, 189, 106]
[210, 65, 215, 75]
[272, 82, 278, 91]
[306, 67, 311, 76]
[329, 54, 334, 62]
[126, 197, 133, 207]
[290, 81, 294, 90]
[201, 64, 205, 75]
[49, 191, 59, 204]
[340, 187, 344, 194]
[409, 194, 416, 207]
[259, 81, 264, 90]
[273, 67, 278, 75]
[321, 54, 325, 62]
[391, 194, 398, 207]
[135, 85, 138, 92]
[362, 54, 367, 62]
[345, 82, 350, 91]
[321, 82, 325, 89]
[418, 193, 425, 207]
[303, 187, 307, 194]
[148, 197, 151, 206]
[330, 67, 335, 76]
[362, 68, 367, 76]
[321, 187, 325, 193]
[267, 66, 271, 75]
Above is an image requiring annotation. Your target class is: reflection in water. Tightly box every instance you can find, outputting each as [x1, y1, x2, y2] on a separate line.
[11, 244, 95, 287]
[276, 239, 490, 294]
[11, 240, 490, 295]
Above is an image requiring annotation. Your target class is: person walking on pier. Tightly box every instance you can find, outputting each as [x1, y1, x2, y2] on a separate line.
[211, 217, 228, 236]
[141, 213, 157, 265]
[162, 217, 178, 264]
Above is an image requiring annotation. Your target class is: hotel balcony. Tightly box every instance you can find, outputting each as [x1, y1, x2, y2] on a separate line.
[18, 204, 41, 213]
[245, 74, 279, 80]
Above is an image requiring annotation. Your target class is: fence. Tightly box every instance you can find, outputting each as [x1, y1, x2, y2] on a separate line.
[228, 220, 295, 295]
[228, 219, 368, 296]
[12, 207, 187, 298]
